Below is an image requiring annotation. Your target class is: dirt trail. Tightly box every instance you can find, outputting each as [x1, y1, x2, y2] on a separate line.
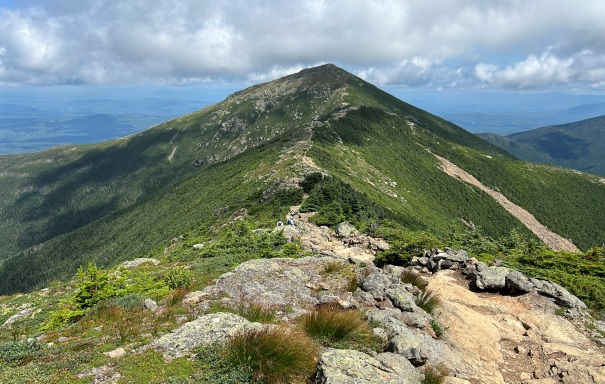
[434, 154, 579, 253]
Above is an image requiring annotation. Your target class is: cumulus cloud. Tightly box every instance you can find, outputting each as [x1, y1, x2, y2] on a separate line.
[0, 0, 604, 91]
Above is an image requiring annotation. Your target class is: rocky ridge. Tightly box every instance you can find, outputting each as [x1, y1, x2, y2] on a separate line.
[138, 212, 605, 384]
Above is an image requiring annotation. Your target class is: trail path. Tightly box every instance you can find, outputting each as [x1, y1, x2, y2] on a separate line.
[434, 154, 579, 252]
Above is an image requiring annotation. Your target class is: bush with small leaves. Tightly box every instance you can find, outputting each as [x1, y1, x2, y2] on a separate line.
[163, 269, 194, 290]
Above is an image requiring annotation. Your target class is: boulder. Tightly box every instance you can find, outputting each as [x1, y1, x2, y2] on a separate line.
[505, 270, 534, 294]
[201, 257, 341, 315]
[315, 349, 419, 384]
[366, 308, 409, 338]
[475, 266, 510, 290]
[375, 352, 423, 382]
[361, 271, 392, 300]
[150, 312, 265, 360]
[385, 287, 418, 312]
[387, 333, 429, 366]
[530, 279, 587, 310]
[335, 222, 359, 237]
[1, 306, 35, 329]
[144, 298, 158, 312]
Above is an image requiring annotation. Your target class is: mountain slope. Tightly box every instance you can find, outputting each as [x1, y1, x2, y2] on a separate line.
[478, 115, 605, 176]
[1, 64, 605, 294]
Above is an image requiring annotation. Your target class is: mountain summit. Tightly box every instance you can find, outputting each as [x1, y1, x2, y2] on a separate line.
[0, 64, 604, 293]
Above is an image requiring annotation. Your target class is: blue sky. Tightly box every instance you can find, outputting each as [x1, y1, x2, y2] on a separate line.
[0, 0, 604, 94]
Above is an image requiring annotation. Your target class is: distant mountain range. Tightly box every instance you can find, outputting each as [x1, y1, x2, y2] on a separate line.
[478, 115, 605, 176]
[1, 64, 604, 294]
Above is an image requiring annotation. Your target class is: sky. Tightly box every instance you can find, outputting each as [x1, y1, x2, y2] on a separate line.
[1, 0, 605, 93]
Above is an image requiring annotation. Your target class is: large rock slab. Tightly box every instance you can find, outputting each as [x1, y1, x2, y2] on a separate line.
[315, 349, 420, 384]
[150, 312, 264, 360]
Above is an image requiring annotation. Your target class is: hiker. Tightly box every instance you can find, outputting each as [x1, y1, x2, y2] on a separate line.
[277, 219, 283, 226]
[286, 217, 294, 226]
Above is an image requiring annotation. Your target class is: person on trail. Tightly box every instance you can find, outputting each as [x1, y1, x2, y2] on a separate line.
[286, 217, 294, 226]
[277, 219, 283, 226]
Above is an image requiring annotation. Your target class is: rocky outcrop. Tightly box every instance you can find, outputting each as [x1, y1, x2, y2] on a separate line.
[119, 258, 160, 268]
[316, 349, 422, 384]
[150, 312, 265, 360]
[410, 248, 587, 310]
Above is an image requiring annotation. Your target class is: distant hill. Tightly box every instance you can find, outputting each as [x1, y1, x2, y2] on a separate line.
[1, 64, 605, 294]
[478, 115, 605, 176]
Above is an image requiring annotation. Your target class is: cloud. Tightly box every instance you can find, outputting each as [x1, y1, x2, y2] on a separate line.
[0, 0, 604, 91]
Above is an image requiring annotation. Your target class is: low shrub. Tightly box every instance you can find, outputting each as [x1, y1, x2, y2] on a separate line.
[163, 269, 194, 290]
[224, 327, 319, 384]
[0, 340, 42, 367]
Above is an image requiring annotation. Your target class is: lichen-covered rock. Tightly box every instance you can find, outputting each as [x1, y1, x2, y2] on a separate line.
[366, 308, 410, 338]
[387, 332, 429, 366]
[375, 352, 423, 382]
[315, 349, 419, 384]
[144, 298, 158, 312]
[385, 287, 418, 312]
[120, 258, 160, 268]
[1, 306, 35, 329]
[201, 256, 341, 315]
[361, 271, 392, 299]
[150, 312, 265, 359]
[505, 270, 534, 293]
[475, 266, 510, 290]
[530, 278, 588, 309]
[335, 221, 358, 237]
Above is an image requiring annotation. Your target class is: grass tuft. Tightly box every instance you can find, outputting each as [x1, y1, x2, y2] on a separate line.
[401, 269, 428, 290]
[299, 304, 375, 349]
[224, 326, 319, 384]
[415, 290, 441, 315]
[422, 364, 449, 384]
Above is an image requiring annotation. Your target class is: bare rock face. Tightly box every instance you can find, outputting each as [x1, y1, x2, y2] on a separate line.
[429, 271, 605, 383]
[200, 256, 351, 317]
[150, 312, 265, 360]
[315, 349, 422, 384]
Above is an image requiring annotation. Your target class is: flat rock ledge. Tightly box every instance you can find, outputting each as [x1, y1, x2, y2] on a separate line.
[316, 349, 422, 384]
[149, 312, 265, 360]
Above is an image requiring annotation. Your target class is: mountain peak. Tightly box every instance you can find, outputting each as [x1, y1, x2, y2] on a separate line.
[286, 63, 358, 84]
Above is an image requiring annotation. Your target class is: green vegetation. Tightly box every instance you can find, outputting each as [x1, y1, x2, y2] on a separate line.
[299, 304, 380, 351]
[209, 301, 279, 324]
[400, 269, 428, 290]
[479, 115, 605, 177]
[222, 327, 319, 384]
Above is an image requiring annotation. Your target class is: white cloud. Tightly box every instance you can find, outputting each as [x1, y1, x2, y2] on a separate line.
[0, 0, 604, 91]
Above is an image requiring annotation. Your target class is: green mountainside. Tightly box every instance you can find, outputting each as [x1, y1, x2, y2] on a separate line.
[478, 115, 605, 176]
[1, 64, 605, 295]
